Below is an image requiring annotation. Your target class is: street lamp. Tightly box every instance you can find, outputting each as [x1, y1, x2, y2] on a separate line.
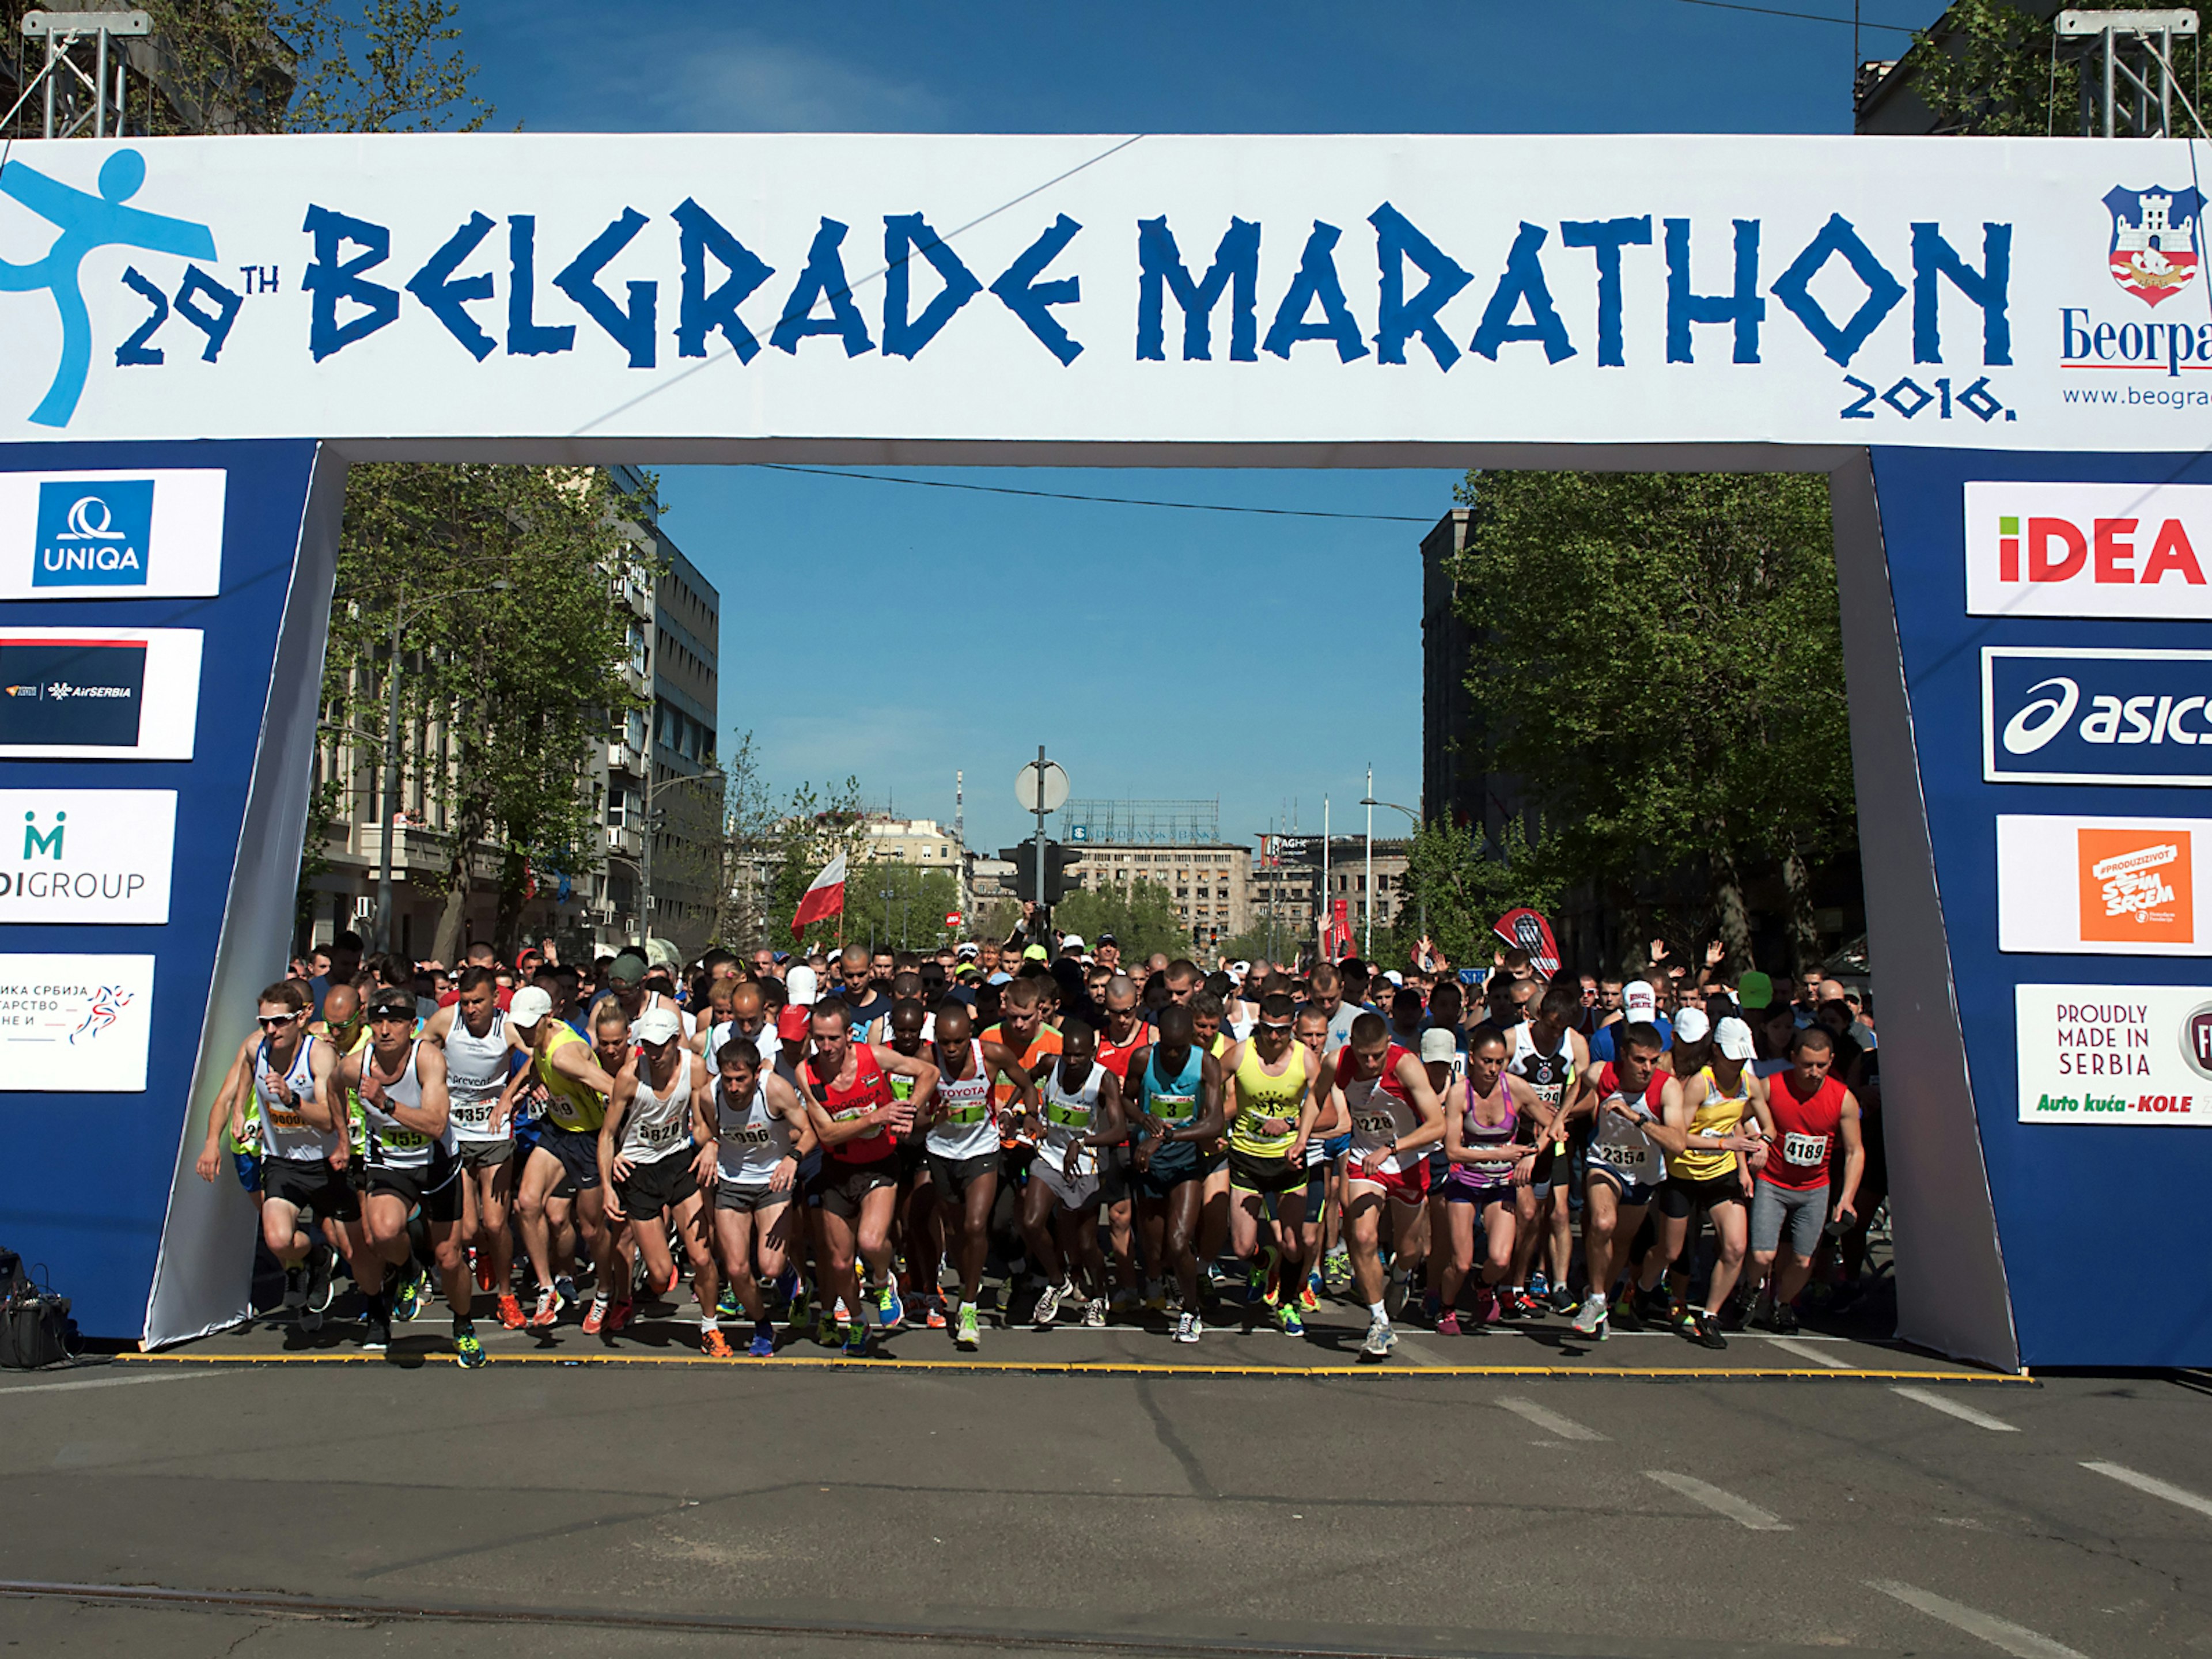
[373, 575, 512, 955]
[1358, 791, 1424, 942]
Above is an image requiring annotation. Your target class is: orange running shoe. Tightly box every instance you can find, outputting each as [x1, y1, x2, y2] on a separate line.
[497, 1293, 525, 1330]
[528, 1284, 565, 1328]
[475, 1256, 494, 1294]
[700, 1327, 734, 1359]
[582, 1295, 610, 1335]
[654, 1263, 681, 1298]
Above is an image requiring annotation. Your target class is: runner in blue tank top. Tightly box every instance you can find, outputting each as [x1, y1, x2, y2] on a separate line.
[1126, 1005, 1226, 1344]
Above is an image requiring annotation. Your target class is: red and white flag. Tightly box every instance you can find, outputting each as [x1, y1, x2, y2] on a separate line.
[1493, 907, 1562, 978]
[791, 853, 847, 938]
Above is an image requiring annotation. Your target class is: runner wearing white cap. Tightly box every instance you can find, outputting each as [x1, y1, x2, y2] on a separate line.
[1656, 1008, 1775, 1349]
[600, 1006, 724, 1354]
[499, 984, 623, 1330]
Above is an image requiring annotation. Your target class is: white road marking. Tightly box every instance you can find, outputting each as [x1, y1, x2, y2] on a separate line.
[1893, 1385, 2019, 1431]
[2082, 1459, 2212, 1521]
[1495, 1394, 1607, 1441]
[1643, 1469, 1791, 1531]
[1870, 1578, 2090, 1659]
[0, 1369, 232, 1398]
[1758, 1334, 1853, 1367]
[1389, 1336, 1448, 1369]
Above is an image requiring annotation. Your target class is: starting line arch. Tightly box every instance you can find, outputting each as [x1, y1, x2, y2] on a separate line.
[1, 131, 2208, 1369]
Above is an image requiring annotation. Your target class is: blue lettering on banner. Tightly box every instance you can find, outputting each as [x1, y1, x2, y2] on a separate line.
[672, 198, 774, 362]
[555, 209, 657, 368]
[881, 213, 980, 360]
[1912, 221, 2011, 366]
[33, 479, 154, 588]
[505, 215, 575, 357]
[1262, 220, 1366, 362]
[991, 215, 1085, 366]
[1769, 213, 1903, 367]
[771, 217, 873, 358]
[1665, 217, 1763, 363]
[1560, 215, 1653, 368]
[1471, 222, 1575, 364]
[406, 212, 499, 361]
[1135, 216, 1259, 363]
[299, 204, 401, 362]
[1369, 203, 1470, 370]
[1984, 647, 2212, 783]
[115, 267, 169, 366]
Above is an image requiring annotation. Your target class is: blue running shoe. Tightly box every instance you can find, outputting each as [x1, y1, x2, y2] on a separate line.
[747, 1322, 776, 1358]
[875, 1279, 904, 1331]
[841, 1323, 870, 1358]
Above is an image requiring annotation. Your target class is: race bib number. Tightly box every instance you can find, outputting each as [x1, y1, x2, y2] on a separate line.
[733, 1123, 771, 1146]
[1592, 1139, 1652, 1173]
[451, 1098, 494, 1129]
[383, 1128, 430, 1150]
[1782, 1131, 1829, 1167]
[1352, 1110, 1395, 1138]
[643, 1118, 685, 1149]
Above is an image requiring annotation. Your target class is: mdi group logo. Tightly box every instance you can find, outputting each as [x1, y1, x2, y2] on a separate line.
[1965, 480, 2212, 618]
[0, 469, 225, 600]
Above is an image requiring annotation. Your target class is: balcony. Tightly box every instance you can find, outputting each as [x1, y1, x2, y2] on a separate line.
[607, 741, 640, 774]
[607, 825, 643, 857]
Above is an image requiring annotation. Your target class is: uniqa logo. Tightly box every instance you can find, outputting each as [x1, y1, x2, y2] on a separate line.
[59, 495, 125, 541]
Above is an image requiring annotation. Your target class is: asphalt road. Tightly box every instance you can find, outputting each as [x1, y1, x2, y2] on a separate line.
[0, 1360, 2206, 1658]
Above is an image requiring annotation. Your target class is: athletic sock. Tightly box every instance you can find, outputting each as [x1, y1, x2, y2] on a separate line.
[1366, 1300, 1388, 1324]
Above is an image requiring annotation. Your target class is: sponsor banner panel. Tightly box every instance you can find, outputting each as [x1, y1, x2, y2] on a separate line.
[1965, 480, 2212, 618]
[0, 953, 154, 1092]
[0, 469, 225, 599]
[1982, 646, 2212, 785]
[1996, 814, 2212, 955]
[0, 789, 177, 924]
[0, 626, 202, 758]
[2016, 982, 2212, 1126]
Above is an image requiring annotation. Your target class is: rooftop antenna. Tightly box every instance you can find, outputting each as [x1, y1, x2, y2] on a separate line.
[955, 770, 965, 848]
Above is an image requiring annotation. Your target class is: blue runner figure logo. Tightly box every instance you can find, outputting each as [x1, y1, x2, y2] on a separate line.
[0, 149, 217, 429]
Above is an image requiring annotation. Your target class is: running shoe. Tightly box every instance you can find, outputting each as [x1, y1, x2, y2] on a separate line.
[1688, 1309, 1728, 1350]
[1572, 1291, 1610, 1336]
[363, 1310, 392, 1353]
[1770, 1301, 1801, 1336]
[1506, 1288, 1546, 1320]
[1435, 1309, 1461, 1336]
[301, 1305, 324, 1334]
[607, 1298, 635, 1333]
[1034, 1279, 1067, 1328]
[716, 1285, 740, 1321]
[1172, 1310, 1200, 1344]
[554, 1273, 578, 1308]
[841, 1323, 870, 1358]
[875, 1279, 905, 1331]
[1421, 1291, 1443, 1328]
[1111, 1286, 1141, 1317]
[1324, 1244, 1351, 1287]
[1593, 1313, 1611, 1342]
[497, 1293, 526, 1330]
[392, 1272, 425, 1323]
[925, 1297, 948, 1331]
[282, 1264, 307, 1310]
[1548, 1283, 1578, 1316]
[1144, 1281, 1168, 1314]
[789, 1282, 813, 1328]
[1477, 1286, 1501, 1325]
[529, 1284, 565, 1328]
[306, 1247, 336, 1314]
[1245, 1247, 1278, 1307]
[1300, 1274, 1321, 1314]
[475, 1251, 494, 1294]
[700, 1326, 735, 1359]
[653, 1262, 683, 1299]
[1084, 1297, 1107, 1329]
[814, 1311, 839, 1348]
[1528, 1270, 1551, 1302]
[747, 1322, 777, 1358]
[582, 1294, 611, 1335]
[955, 1303, 980, 1351]
[1359, 1319, 1396, 1362]
[1277, 1301, 1305, 1338]
[453, 1321, 486, 1369]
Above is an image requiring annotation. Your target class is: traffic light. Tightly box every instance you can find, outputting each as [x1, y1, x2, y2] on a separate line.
[1002, 840, 1082, 905]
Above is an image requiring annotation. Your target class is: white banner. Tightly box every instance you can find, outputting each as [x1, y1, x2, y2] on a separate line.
[0, 789, 177, 924]
[1967, 480, 2212, 619]
[2017, 983, 2212, 1126]
[0, 134, 2205, 451]
[0, 471, 225, 600]
[1997, 814, 2212, 955]
[0, 626, 202, 759]
[0, 953, 154, 1091]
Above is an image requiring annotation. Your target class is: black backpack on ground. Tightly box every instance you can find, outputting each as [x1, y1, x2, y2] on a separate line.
[0, 1249, 78, 1370]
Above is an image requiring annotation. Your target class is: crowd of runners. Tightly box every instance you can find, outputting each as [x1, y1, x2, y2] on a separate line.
[195, 923, 1881, 1367]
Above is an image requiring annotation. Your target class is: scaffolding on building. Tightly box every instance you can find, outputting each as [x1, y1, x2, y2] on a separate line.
[1060, 798, 1221, 845]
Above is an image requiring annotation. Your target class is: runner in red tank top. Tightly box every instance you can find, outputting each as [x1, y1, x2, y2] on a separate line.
[1748, 1025, 1864, 1336]
[1090, 975, 1150, 1311]
[796, 1000, 938, 1355]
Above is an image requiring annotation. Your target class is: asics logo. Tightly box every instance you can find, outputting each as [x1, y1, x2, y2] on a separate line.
[2002, 676, 2081, 755]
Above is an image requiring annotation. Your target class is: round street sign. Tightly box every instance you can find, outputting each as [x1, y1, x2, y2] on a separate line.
[1014, 760, 1069, 814]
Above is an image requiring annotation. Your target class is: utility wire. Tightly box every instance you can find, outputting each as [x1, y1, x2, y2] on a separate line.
[1663, 0, 1919, 33]
[751, 463, 1434, 522]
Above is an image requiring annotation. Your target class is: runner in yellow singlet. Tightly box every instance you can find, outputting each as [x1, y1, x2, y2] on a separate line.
[1656, 1016, 1775, 1351]
[501, 987, 622, 1330]
[1218, 991, 1325, 1336]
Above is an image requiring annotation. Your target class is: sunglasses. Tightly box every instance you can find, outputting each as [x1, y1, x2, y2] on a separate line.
[257, 1013, 296, 1029]
[1257, 1021, 1293, 1035]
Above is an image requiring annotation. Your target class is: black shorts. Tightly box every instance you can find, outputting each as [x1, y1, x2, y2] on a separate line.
[1659, 1170, 1749, 1219]
[1228, 1146, 1306, 1196]
[262, 1157, 359, 1222]
[535, 1123, 601, 1191]
[369, 1157, 463, 1224]
[617, 1152, 700, 1219]
[1097, 1142, 1131, 1206]
[812, 1159, 896, 1219]
[926, 1150, 998, 1199]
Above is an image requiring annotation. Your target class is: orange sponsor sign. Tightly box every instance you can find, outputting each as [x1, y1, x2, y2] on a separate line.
[2077, 827, 2194, 945]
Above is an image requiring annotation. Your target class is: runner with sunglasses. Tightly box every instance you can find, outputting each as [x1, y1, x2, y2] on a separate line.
[1219, 993, 1327, 1339]
[601, 1006, 724, 1354]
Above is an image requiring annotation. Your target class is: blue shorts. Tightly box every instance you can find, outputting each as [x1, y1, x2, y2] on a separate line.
[1445, 1179, 1516, 1214]
[232, 1150, 262, 1194]
[1135, 1136, 1218, 1200]
[1586, 1162, 1661, 1209]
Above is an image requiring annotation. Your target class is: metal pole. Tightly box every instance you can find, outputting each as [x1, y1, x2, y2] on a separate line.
[373, 588, 406, 954]
[1033, 742, 1048, 925]
[43, 34, 55, 139]
[94, 26, 105, 139]
[1321, 796, 1330, 965]
[1363, 764, 1373, 960]
[640, 749, 653, 949]
[2106, 28, 2118, 138]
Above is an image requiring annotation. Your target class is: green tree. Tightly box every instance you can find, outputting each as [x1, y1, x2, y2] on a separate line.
[1449, 471, 1853, 977]
[767, 778, 869, 955]
[1902, 0, 2203, 137]
[847, 865, 963, 956]
[325, 464, 653, 959]
[1055, 879, 1189, 966]
[1373, 819, 1564, 974]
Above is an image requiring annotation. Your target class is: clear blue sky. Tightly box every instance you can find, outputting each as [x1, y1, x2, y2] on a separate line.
[464, 0, 1944, 857]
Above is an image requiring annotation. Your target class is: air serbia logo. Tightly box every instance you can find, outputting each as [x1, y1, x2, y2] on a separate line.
[2105, 185, 2202, 308]
[32, 480, 154, 588]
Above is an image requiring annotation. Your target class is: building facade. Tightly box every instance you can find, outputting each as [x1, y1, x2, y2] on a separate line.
[1070, 841, 1253, 952]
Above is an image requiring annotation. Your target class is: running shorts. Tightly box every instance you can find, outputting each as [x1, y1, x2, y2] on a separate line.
[1349, 1160, 1430, 1207]
[232, 1150, 262, 1194]
[1585, 1164, 1661, 1209]
[1228, 1146, 1306, 1196]
[262, 1156, 359, 1222]
[369, 1158, 463, 1224]
[616, 1152, 699, 1219]
[926, 1150, 997, 1200]
[1658, 1171, 1749, 1218]
[458, 1139, 514, 1170]
[715, 1177, 792, 1215]
[1751, 1178, 1828, 1258]
[1033, 1157, 1100, 1211]
[1096, 1143, 1131, 1206]
[534, 1123, 601, 1191]
[812, 1161, 896, 1219]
